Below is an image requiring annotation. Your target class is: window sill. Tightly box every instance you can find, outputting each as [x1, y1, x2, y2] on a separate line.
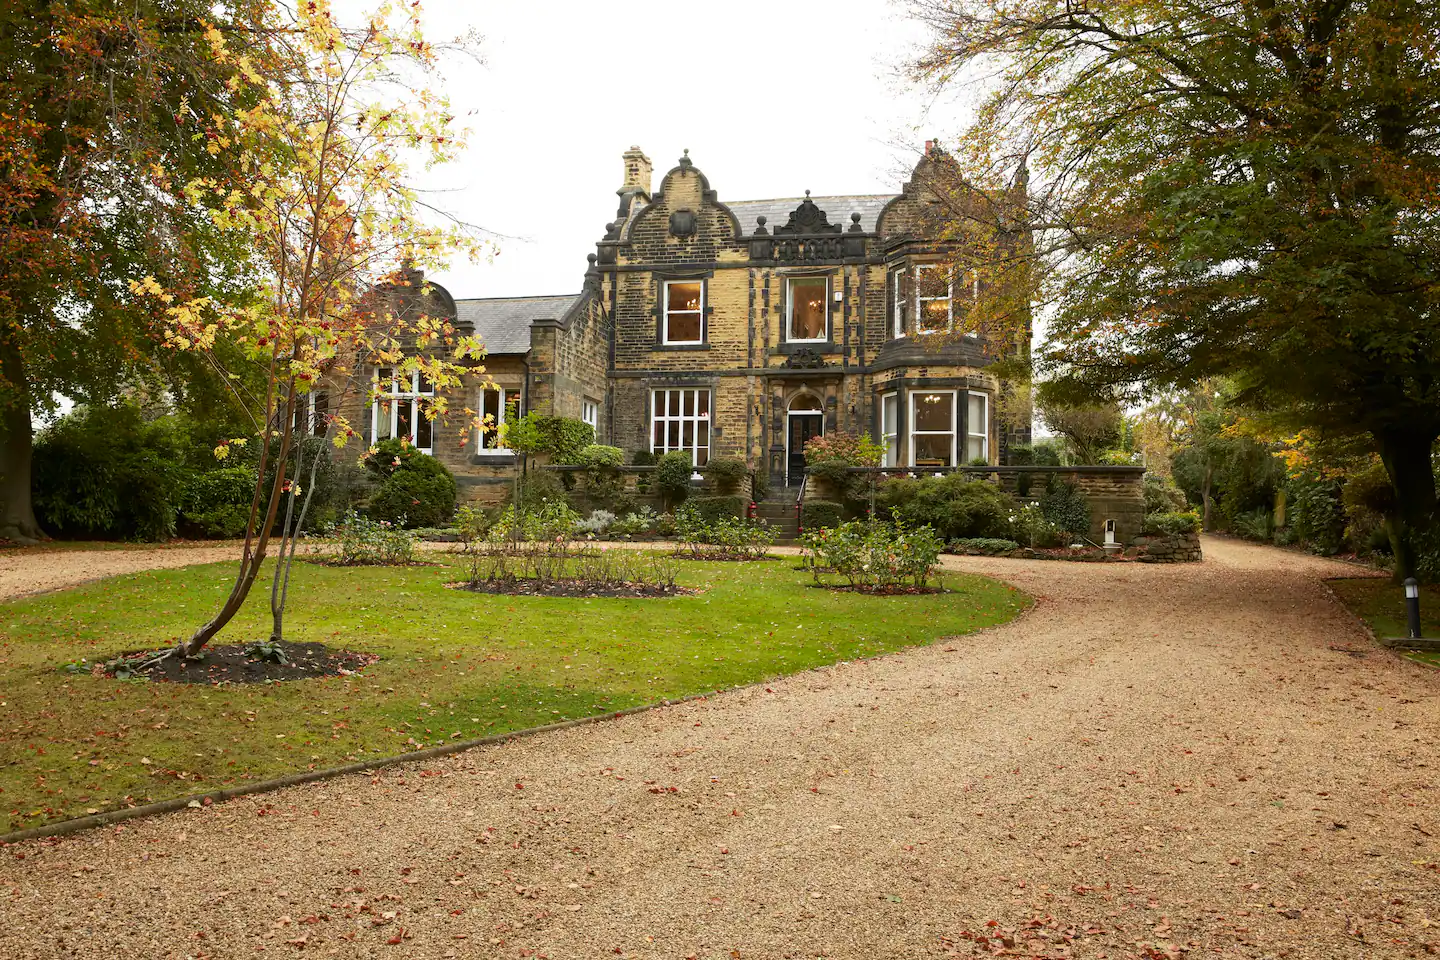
[655, 342, 711, 351]
[471, 450, 517, 464]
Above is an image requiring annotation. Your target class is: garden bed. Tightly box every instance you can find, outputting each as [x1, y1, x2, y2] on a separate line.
[808, 582, 946, 596]
[450, 579, 696, 599]
[105, 642, 378, 684]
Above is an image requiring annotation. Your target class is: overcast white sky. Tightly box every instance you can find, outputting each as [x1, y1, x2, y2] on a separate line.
[410, 0, 974, 300]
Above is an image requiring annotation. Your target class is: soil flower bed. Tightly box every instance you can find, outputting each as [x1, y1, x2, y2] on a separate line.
[100, 641, 377, 684]
[448, 579, 697, 599]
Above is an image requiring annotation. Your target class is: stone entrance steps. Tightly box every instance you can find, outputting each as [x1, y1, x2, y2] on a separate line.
[754, 488, 802, 544]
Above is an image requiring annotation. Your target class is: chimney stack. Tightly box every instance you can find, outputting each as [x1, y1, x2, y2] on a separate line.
[620, 145, 653, 200]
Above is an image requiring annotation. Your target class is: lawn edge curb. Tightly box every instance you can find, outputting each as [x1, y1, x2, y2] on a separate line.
[0, 693, 715, 846]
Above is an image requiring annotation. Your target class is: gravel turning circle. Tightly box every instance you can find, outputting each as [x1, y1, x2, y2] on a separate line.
[3, 537, 1437, 959]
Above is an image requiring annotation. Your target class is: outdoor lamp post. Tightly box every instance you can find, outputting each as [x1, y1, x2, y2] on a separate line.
[1404, 577, 1422, 640]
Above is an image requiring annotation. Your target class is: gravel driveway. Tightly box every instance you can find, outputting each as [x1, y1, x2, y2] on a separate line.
[2, 537, 1436, 959]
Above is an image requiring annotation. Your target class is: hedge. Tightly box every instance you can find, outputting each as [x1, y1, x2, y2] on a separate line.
[685, 495, 748, 524]
[801, 500, 844, 531]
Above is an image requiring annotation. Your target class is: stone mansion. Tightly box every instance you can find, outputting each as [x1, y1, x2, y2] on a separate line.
[346, 146, 1032, 502]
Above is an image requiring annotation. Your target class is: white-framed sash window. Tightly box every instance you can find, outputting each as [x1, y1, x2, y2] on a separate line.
[293, 390, 329, 438]
[581, 398, 599, 432]
[372, 368, 434, 453]
[966, 391, 989, 463]
[909, 390, 957, 467]
[890, 266, 909, 338]
[880, 391, 899, 467]
[650, 387, 710, 465]
[786, 276, 828, 342]
[915, 264, 952, 335]
[479, 385, 522, 451]
[662, 280, 705, 345]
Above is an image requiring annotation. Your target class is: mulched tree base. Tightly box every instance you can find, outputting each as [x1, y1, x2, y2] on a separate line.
[112, 642, 378, 684]
[807, 583, 947, 596]
[450, 580, 696, 599]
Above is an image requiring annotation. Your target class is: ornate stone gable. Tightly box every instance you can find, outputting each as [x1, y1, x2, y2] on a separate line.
[773, 192, 842, 236]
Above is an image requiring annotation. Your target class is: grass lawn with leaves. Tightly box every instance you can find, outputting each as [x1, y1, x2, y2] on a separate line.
[1328, 577, 1440, 669]
[0, 554, 1028, 832]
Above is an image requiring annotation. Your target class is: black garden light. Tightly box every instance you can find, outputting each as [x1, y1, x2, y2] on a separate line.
[1404, 577, 1422, 640]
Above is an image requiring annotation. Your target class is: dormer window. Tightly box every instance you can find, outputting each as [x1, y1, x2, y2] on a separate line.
[663, 280, 704, 344]
[786, 276, 828, 342]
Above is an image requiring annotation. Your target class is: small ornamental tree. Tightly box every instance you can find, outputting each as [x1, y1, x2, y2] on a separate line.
[129, 0, 486, 660]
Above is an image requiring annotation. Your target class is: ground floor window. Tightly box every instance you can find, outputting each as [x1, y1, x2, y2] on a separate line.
[651, 388, 710, 465]
[373, 369, 433, 453]
[909, 390, 956, 467]
[880, 391, 899, 467]
[479, 385, 522, 451]
[966, 391, 989, 463]
[293, 390, 329, 438]
[581, 398, 599, 432]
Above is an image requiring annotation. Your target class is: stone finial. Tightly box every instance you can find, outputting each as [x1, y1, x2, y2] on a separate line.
[754, 215, 768, 236]
[679, 148, 693, 170]
[848, 212, 863, 233]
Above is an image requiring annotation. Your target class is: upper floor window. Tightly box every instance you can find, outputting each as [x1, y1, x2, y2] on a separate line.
[373, 368, 433, 454]
[663, 280, 704, 345]
[479, 385, 522, 451]
[915, 264, 952, 334]
[581, 398, 599, 431]
[890, 266, 909, 338]
[651, 387, 710, 465]
[966, 391, 989, 463]
[786, 276, 828, 342]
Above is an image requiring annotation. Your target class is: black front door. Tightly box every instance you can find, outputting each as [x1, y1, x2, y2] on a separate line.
[787, 414, 823, 485]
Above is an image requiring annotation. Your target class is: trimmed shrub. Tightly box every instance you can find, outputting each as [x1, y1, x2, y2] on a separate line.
[179, 467, 258, 538]
[1143, 511, 1202, 535]
[800, 520, 944, 589]
[951, 537, 1020, 555]
[803, 431, 883, 467]
[801, 500, 844, 531]
[686, 495, 747, 524]
[577, 444, 624, 469]
[656, 451, 693, 507]
[704, 456, 748, 493]
[576, 444, 624, 500]
[876, 474, 1017, 541]
[1039, 480, 1091, 539]
[363, 439, 457, 528]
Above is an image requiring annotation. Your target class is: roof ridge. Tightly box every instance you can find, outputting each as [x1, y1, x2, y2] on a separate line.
[453, 293, 580, 303]
[729, 193, 897, 203]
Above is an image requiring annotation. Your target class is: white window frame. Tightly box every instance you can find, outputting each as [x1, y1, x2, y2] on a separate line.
[662, 279, 705, 345]
[478, 385, 523, 453]
[294, 390, 329, 438]
[966, 391, 989, 464]
[914, 263, 953, 336]
[785, 275, 829, 343]
[581, 398, 599, 432]
[880, 391, 899, 467]
[372, 368, 434, 454]
[890, 266, 908, 338]
[908, 389, 958, 468]
[650, 387, 711, 465]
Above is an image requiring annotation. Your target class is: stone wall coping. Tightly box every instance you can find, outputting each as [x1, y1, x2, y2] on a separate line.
[543, 464, 657, 473]
[833, 464, 1147, 476]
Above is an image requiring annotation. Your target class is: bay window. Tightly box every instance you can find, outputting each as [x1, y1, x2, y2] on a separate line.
[479, 385, 522, 451]
[650, 387, 710, 465]
[880, 391, 899, 467]
[372, 368, 433, 453]
[915, 264, 952, 334]
[966, 392, 989, 463]
[786, 276, 828, 342]
[909, 390, 957, 467]
[662, 280, 704, 345]
[890, 266, 909, 338]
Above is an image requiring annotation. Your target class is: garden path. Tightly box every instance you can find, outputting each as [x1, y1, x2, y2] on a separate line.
[3, 538, 1438, 959]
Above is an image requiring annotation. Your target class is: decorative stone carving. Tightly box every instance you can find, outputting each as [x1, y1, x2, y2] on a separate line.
[783, 347, 828, 369]
[774, 191, 842, 236]
[669, 209, 697, 238]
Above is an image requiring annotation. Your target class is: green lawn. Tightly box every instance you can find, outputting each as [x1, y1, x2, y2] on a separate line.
[1328, 577, 1440, 669]
[0, 554, 1028, 832]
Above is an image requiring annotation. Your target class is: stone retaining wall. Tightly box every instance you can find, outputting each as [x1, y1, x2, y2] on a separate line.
[1131, 532, 1203, 563]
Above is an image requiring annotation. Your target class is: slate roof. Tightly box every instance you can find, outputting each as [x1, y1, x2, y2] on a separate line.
[725, 194, 898, 235]
[453, 294, 581, 355]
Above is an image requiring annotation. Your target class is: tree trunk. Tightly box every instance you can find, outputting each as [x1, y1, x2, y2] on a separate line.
[1377, 426, 1439, 583]
[1200, 463, 1214, 532]
[0, 331, 44, 544]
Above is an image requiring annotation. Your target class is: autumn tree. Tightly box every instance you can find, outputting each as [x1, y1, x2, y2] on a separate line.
[131, 0, 485, 659]
[908, 0, 1440, 577]
[0, 0, 276, 543]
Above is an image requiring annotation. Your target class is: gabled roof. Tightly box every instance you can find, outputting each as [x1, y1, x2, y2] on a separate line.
[454, 294, 581, 355]
[725, 194, 898, 235]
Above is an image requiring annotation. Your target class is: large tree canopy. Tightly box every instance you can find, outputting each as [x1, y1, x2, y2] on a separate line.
[0, 0, 266, 542]
[910, 0, 1440, 575]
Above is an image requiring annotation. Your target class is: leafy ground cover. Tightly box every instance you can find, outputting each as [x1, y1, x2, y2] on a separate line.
[0, 553, 1028, 831]
[1328, 577, 1440, 669]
